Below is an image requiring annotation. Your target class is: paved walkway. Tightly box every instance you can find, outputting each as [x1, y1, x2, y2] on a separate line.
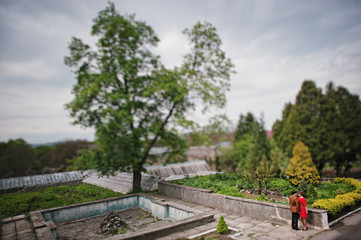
[1, 215, 33, 240]
[149, 193, 320, 240]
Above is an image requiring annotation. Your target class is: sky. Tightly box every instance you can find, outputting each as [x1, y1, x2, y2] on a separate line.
[1, 0, 361, 144]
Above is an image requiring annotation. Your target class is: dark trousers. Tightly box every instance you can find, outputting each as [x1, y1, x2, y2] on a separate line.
[291, 212, 299, 229]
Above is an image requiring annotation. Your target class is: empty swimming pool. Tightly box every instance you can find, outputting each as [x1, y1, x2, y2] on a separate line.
[30, 193, 214, 240]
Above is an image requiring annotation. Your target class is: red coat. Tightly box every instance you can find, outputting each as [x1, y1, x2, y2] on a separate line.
[299, 197, 308, 218]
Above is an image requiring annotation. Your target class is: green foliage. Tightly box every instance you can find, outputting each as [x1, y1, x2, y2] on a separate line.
[234, 112, 257, 142]
[0, 138, 92, 178]
[268, 178, 293, 196]
[217, 216, 228, 234]
[66, 148, 99, 171]
[247, 114, 270, 171]
[34, 145, 56, 171]
[215, 156, 221, 172]
[335, 177, 361, 192]
[236, 179, 255, 191]
[255, 155, 277, 194]
[233, 133, 253, 169]
[286, 141, 320, 186]
[256, 194, 268, 202]
[0, 139, 36, 178]
[269, 139, 289, 177]
[273, 80, 361, 175]
[324, 83, 361, 176]
[111, 228, 118, 235]
[218, 146, 237, 172]
[306, 185, 318, 204]
[312, 199, 342, 215]
[336, 188, 346, 195]
[119, 227, 127, 234]
[312, 177, 361, 215]
[64, 2, 234, 190]
[316, 181, 354, 199]
[173, 173, 358, 212]
[172, 173, 244, 198]
[0, 184, 123, 219]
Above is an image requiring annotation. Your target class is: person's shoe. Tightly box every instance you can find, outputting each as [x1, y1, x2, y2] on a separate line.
[294, 228, 300, 231]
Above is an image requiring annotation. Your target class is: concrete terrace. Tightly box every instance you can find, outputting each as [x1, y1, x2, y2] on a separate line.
[149, 192, 321, 240]
[2, 170, 361, 239]
[2, 190, 361, 239]
[3, 191, 361, 239]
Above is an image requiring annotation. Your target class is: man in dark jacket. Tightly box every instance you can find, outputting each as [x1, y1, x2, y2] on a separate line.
[289, 190, 300, 230]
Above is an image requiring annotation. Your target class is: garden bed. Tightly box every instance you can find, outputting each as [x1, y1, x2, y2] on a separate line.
[168, 173, 361, 228]
[159, 181, 329, 229]
[170, 173, 355, 205]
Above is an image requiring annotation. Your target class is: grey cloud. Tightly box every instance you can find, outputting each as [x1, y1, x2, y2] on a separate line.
[1, 0, 361, 143]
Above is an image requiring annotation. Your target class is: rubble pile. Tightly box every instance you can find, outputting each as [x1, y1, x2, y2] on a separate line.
[97, 211, 127, 235]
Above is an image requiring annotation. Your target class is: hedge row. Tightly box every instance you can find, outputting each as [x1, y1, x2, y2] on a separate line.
[312, 178, 361, 215]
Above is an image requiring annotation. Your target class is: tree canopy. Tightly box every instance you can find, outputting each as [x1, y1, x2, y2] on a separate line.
[0, 139, 35, 178]
[64, 2, 234, 190]
[273, 80, 361, 175]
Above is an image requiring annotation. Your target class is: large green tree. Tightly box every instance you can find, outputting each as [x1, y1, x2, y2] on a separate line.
[234, 112, 257, 142]
[64, 3, 234, 190]
[323, 82, 361, 176]
[273, 80, 361, 175]
[273, 80, 325, 170]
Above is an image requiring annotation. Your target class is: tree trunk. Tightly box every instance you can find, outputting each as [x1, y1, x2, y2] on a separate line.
[335, 160, 342, 177]
[258, 180, 262, 195]
[133, 168, 142, 192]
[265, 180, 268, 195]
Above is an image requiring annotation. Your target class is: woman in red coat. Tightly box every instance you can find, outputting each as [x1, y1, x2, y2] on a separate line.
[298, 191, 308, 231]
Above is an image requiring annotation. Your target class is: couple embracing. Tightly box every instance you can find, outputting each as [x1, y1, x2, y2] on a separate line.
[289, 190, 308, 231]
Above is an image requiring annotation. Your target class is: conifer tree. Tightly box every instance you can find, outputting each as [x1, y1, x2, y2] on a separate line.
[273, 80, 361, 175]
[217, 216, 228, 234]
[286, 141, 320, 186]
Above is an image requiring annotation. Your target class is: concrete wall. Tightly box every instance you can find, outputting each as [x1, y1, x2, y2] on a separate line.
[41, 194, 194, 224]
[158, 181, 329, 230]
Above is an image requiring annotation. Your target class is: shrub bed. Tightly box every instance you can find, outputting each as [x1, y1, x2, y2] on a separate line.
[312, 177, 361, 216]
[172, 173, 356, 207]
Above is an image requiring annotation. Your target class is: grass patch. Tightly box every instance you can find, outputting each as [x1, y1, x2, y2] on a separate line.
[172, 173, 245, 198]
[0, 183, 123, 220]
[316, 182, 354, 199]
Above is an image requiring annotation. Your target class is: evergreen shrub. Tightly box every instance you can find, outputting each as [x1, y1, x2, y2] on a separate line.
[217, 216, 228, 234]
[312, 199, 343, 215]
[286, 142, 320, 186]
